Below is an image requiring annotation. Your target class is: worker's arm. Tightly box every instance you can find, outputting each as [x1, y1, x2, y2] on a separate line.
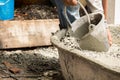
[102, 0, 108, 19]
[102, 0, 112, 46]
[63, 0, 77, 5]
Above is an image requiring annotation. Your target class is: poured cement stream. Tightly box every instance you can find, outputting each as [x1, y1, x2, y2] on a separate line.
[60, 26, 120, 72]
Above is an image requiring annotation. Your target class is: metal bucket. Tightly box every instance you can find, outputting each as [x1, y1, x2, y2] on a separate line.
[71, 12, 110, 52]
[64, 1, 110, 52]
[51, 27, 120, 80]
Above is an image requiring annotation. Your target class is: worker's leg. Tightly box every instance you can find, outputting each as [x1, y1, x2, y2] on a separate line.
[86, 0, 103, 13]
[54, 0, 80, 29]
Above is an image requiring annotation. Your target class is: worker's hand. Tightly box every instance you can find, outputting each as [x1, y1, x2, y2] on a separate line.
[63, 0, 78, 5]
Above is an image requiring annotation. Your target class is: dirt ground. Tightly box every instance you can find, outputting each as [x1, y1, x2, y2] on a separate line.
[14, 4, 58, 20]
[0, 46, 65, 80]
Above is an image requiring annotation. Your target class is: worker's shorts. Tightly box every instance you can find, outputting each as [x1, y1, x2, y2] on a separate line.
[52, 0, 103, 29]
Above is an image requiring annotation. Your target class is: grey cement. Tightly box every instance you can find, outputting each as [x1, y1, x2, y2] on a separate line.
[60, 26, 120, 72]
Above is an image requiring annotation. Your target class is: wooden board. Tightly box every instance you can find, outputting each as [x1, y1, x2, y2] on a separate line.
[0, 19, 59, 49]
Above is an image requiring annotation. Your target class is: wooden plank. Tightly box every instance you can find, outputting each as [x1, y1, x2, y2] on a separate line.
[0, 19, 59, 49]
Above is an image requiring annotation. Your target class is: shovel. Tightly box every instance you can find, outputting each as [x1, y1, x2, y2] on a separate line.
[64, 1, 110, 52]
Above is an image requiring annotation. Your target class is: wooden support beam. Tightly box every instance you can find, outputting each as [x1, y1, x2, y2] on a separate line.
[0, 19, 59, 49]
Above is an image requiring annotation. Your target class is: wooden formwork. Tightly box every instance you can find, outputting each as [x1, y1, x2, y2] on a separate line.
[0, 19, 59, 49]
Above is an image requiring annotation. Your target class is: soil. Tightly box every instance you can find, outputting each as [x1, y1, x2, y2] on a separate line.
[0, 46, 65, 80]
[14, 4, 58, 20]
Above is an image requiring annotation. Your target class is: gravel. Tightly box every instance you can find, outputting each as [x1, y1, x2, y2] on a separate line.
[0, 46, 65, 80]
[14, 4, 58, 20]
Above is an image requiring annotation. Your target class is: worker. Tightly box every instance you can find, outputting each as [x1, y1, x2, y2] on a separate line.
[52, 0, 103, 29]
[51, 0, 112, 46]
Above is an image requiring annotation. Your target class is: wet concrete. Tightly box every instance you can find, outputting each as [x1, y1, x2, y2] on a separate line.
[51, 26, 120, 80]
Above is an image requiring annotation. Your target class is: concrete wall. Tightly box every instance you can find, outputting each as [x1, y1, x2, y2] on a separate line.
[114, 0, 120, 25]
[107, 0, 115, 24]
[107, 0, 120, 25]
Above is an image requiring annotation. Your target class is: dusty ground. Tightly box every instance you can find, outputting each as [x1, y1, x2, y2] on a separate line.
[0, 46, 65, 80]
[14, 4, 58, 20]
